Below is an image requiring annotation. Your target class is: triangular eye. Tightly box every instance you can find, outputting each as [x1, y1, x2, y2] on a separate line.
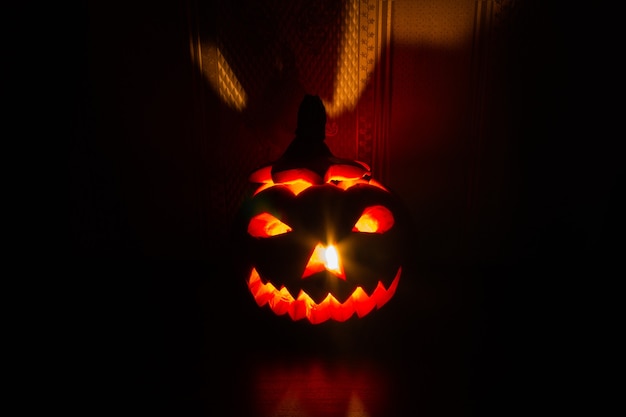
[248, 212, 293, 237]
[352, 205, 394, 233]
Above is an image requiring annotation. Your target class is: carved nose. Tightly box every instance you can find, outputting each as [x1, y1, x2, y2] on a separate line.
[302, 243, 346, 280]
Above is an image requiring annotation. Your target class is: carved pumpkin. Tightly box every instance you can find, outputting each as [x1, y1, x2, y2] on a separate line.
[235, 95, 407, 324]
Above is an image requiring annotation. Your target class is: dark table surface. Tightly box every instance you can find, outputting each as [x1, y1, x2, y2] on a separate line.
[73, 253, 586, 417]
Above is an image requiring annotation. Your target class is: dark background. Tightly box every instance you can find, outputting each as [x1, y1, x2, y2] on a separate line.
[69, 1, 620, 415]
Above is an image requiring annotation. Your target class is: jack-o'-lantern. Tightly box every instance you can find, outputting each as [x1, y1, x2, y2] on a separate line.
[235, 95, 408, 324]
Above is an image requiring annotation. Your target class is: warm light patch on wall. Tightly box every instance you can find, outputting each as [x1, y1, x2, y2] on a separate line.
[392, 0, 475, 47]
[192, 1, 476, 114]
[324, 0, 364, 118]
[325, 0, 390, 119]
[198, 41, 248, 111]
[192, 0, 385, 119]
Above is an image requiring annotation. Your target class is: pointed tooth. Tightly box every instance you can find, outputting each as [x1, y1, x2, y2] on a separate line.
[330, 295, 355, 322]
[309, 294, 332, 324]
[269, 286, 294, 315]
[252, 280, 276, 307]
[371, 281, 390, 308]
[351, 287, 376, 317]
[289, 291, 313, 321]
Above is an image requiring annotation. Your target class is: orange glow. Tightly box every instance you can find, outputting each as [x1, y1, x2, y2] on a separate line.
[249, 357, 391, 417]
[194, 42, 247, 111]
[324, 245, 340, 272]
[247, 267, 401, 324]
[247, 212, 292, 238]
[392, 0, 475, 47]
[249, 167, 317, 197]
[248, 162, 389, 197]
[323, 0, 384, 117]
[245, 162, 402, 324]
[353, 205, 395, 233]
[197, 1, 382, 116]
[195, 0, 476, 123]
[303, 243, 345, 279]
[366, 178, 389, 191]
[248, 165, 273, 183]
[272, 169, 323, 188]
[323, 162, 369, 182]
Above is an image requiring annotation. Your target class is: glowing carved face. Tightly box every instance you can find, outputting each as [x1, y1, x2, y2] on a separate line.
[238, 163, 406, 324]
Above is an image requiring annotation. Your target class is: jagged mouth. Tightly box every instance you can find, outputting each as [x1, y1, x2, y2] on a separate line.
[246, 267, 401, 324]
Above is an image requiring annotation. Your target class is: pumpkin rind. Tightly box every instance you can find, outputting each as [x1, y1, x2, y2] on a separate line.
[237, 162, 407, 324]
